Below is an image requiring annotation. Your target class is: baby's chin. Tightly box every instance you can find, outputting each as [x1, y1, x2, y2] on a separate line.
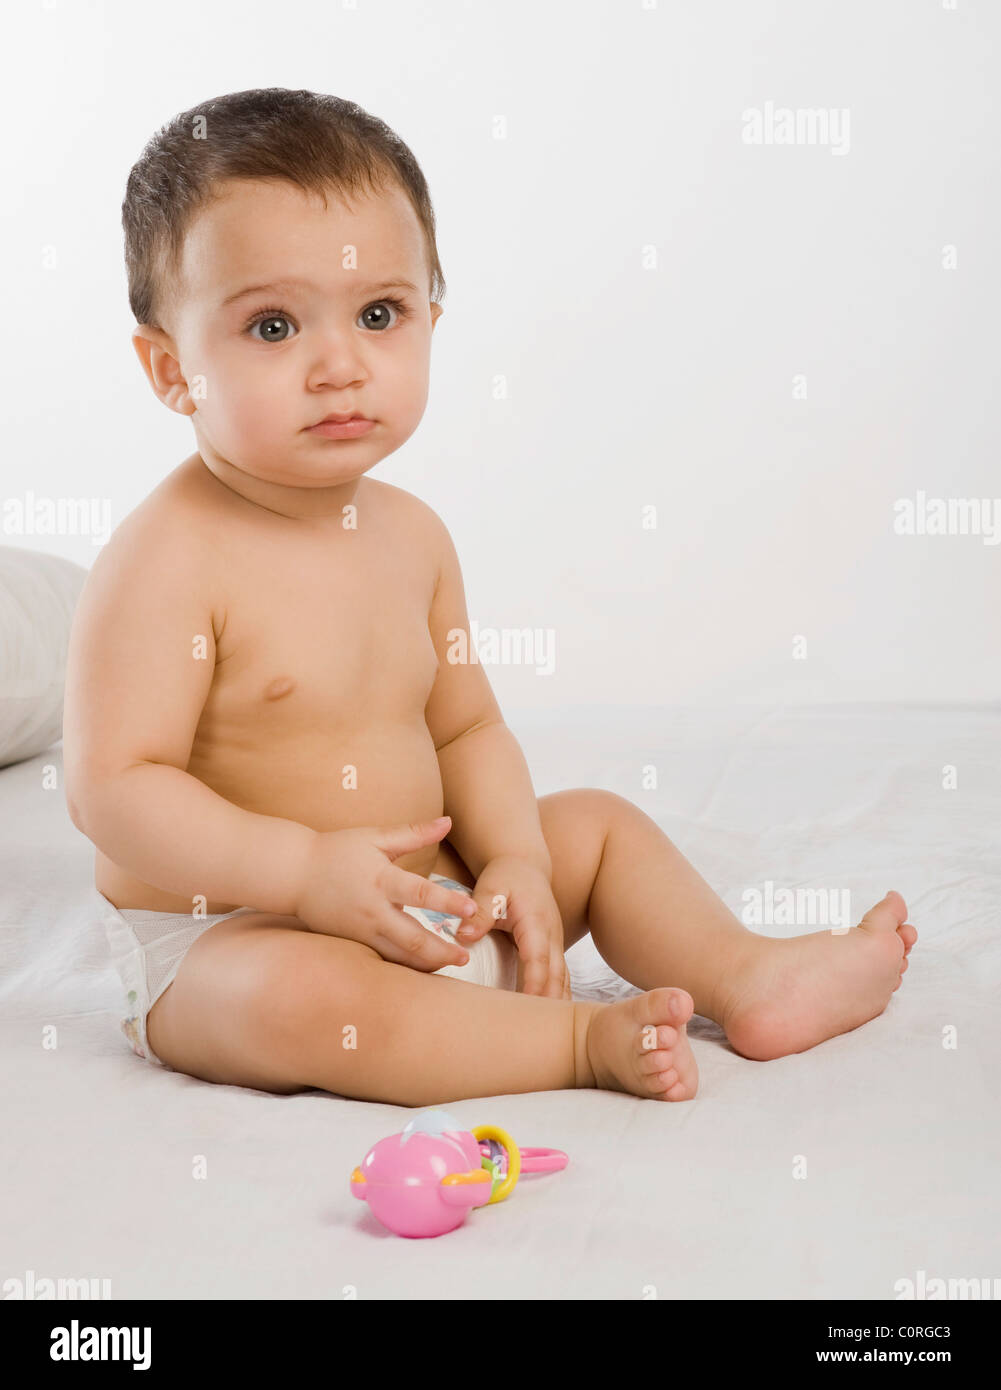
[225, 444, 383, 489]
[247, 462, 375, 490]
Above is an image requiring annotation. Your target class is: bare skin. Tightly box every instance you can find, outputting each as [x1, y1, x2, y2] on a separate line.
[145, 783, 914, 1104]
[89, 457, 456, 914]
[64, 176, 917, 1108]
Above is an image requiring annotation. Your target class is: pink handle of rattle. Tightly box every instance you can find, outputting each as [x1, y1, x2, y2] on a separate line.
[518, 1146, 568, 1174]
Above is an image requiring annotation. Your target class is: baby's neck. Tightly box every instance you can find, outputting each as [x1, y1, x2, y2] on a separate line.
[190, 450, 365, 523]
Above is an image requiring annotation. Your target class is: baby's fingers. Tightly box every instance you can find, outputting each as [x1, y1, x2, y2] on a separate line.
[383, 867, 478, 924]
[372, 909, 470, 974]
[520, 940, 570, 1000]
[559, 949, 572, 1001]
[517, 936, 556, 998]
[549, 943, 572, 1001]
[455, 897, 498, 943]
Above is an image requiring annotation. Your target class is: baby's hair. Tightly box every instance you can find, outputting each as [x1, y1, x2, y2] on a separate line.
[122, 86, 445, 331]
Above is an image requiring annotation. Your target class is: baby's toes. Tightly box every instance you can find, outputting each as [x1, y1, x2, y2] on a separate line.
[859, 891, 907, 935]
[664, 987, 695, 1025]
[638, 1050, 679, 1093]
[659, 1046, 698, 1101]
[899, 922, 918, 955]
[633, 993, 698, 1100]
[638, 1045, 677, 1077]
[653, 1069, 681, 1095]
[640, 1023, 680, 1061]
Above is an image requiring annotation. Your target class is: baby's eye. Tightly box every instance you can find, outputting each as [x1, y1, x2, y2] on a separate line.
[357, 298, 409, 331]
[248, 313, 297, 344]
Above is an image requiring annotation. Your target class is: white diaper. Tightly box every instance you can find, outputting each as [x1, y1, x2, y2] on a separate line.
[97, 873, 517, 1070]
[414, 874, 519, 994]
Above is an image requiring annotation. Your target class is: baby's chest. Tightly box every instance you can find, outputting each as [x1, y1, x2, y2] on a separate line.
[208, 556, 439, 729]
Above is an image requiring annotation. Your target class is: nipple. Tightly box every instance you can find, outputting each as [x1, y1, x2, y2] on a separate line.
[263, 675, 296, 701]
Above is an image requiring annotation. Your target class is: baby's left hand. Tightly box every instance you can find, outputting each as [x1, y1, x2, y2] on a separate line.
[461, 856, 571, 999]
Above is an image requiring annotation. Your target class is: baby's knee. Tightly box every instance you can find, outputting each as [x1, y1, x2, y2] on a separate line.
[230, 927, 380, 1057]
[542, 786, 637, 834]
[161, 920, 374, 1085]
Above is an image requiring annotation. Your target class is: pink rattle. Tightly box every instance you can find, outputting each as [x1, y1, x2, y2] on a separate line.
[350, 1108, 568, 1238]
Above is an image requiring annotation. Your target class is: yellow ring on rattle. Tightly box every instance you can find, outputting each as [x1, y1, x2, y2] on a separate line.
[471, 1124, 521, 1204]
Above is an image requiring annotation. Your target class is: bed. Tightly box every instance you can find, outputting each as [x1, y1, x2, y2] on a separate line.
[2, 702, 998, 1299]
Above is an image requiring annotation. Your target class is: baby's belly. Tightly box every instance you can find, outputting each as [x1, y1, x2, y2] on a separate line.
[95, 720, 447, 912]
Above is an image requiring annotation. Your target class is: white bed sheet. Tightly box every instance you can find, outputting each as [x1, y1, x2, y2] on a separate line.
[1, 703, 998, 1299]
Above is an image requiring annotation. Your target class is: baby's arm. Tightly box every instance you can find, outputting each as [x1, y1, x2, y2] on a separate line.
[63, 512, 314, 914]
[421, 506, 551, 882]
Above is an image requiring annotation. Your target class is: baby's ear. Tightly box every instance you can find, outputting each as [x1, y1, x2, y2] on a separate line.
[131, 325, 195, 417]
[430, 302, 444, 329]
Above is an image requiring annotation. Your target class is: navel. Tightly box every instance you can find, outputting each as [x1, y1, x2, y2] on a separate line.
[263, 675, 296, 702]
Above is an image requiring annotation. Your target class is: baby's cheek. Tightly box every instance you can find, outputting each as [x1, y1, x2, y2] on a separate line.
[220, 375, 283, 442]
[384, 371, 432, 445]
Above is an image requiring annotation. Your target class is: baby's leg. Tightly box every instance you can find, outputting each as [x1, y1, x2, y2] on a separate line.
[146, 913, 698, 1105]
[537, 789, 918, 1062]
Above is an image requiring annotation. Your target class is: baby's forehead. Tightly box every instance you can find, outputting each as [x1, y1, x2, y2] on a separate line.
[178, 177, 428, 303]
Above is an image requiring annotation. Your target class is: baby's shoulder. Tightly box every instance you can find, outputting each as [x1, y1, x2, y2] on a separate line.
[92, 457, 221, 586]
[363, 477, 454, 565]
[364, 476, 437, 526]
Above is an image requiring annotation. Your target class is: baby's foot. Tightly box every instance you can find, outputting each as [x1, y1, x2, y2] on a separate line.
[721, 890, 918, 1062]
[580, 987, 698, 1101]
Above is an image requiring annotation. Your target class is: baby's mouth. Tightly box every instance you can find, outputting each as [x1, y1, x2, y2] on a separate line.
[305, 415, 376, 439]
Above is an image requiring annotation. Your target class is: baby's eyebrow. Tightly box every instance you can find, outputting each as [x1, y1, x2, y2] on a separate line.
[220, 276, 420, 308]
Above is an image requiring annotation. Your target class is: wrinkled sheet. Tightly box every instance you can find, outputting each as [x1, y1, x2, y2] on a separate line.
[1, 704, 998, 1299]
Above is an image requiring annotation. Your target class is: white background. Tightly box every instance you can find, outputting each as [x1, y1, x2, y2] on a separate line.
[2, 0, 997, 710]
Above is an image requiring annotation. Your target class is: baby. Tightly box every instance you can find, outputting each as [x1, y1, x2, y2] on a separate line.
[63, 88, 916, 1107]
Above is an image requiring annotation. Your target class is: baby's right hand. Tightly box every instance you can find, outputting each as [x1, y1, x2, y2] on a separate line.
[293, 816, 476, 972]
